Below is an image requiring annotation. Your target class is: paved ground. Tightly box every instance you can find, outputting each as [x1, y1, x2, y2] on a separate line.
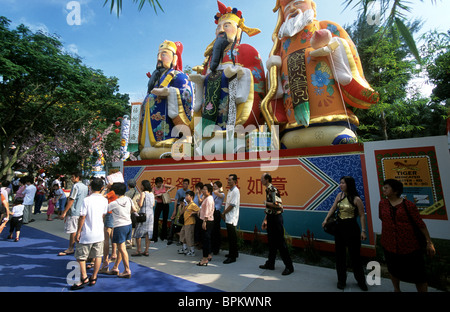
[20, 210, 441, 293]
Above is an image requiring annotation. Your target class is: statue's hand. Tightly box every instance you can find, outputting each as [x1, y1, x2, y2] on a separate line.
[189, 74, 205, 85]
[151, 87, 170, 97]
[224, 65, 245, 79]
[310, 39, 340, 57]
[266, 55, 282, 70]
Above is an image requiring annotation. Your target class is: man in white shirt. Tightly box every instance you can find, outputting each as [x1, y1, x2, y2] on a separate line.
[222, 174, 240, 264]
[71, 178, 108, 290]
[59, 172, 89, 256]
[22, 176, 37, 224]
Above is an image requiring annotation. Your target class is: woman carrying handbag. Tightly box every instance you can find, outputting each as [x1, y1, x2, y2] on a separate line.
[322, 176, 368, 291]
[132, 180, 155, 257]
[379, 179, 435, 292]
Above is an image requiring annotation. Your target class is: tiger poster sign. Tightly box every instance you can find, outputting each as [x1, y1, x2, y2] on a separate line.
[375, 146, 447, 220]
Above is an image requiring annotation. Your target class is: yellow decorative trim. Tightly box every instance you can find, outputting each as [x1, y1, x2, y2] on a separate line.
[140, 100, 150, 148]
[284, 114, 360, 129]
[158, 40, 177, 55]
[174, 90, 191, 126]
[219, 13, 241, 26]
[160, 70, 175, 88]
[147, 112, 157, 147]
[342, 89, 372, 109]
[238, 18, 261, 37]
[340, 38, 371, 90]
[261, 9, 283, 130]
[154, 138, 177, 148]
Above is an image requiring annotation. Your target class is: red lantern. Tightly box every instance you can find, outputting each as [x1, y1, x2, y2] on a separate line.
[115, 121, 121, 127]
[114, 128, 120, 134]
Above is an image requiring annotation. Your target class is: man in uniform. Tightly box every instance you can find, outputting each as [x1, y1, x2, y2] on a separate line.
[259, 173, 294, 275]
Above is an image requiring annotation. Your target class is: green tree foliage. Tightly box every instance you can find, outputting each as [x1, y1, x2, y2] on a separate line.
[103, 0, 163, 16]
[343, 0, 440, 63]
[346, 15, 417, 140]
[0, 17, 129, 179]
[421, 30, 450, 105]
[345, 11, 448, 141]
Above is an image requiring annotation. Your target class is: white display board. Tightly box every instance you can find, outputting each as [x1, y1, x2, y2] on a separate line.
[364, 136, 450, 239]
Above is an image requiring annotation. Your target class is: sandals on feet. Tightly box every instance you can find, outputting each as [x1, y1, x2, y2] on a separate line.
[70, 276, 89, 290]
[99, 265, 109, 274]
[88, 276, 97, 286]
[58, 250, 74, 256]
[105, 269, 119, 275]
[118, 271, 131, 278]
[196, 261, 208, 266]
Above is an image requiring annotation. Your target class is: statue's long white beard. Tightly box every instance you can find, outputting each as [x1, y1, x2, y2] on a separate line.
[278, 8, 315, 39]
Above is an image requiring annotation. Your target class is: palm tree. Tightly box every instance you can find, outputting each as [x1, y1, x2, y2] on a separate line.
[103, 0, 163, 16]
[342, 0, 439, 63]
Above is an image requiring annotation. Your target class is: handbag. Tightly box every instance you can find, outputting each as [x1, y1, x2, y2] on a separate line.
[161, 192, 171, 204]
[135, 212, 146, 223]
[323, 214, 337, 236]
[324, 194, 344, 236]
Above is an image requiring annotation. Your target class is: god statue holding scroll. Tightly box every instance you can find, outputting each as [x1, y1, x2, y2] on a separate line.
[261, 0, 378, 148]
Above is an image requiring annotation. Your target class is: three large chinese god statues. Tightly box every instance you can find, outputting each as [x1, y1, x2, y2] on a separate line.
[139, 0, 378, 159]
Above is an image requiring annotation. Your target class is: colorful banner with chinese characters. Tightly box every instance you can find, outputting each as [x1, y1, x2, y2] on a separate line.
[123, 146, 375, 253]
[127, 102, 141, 153]
[124, 157, 358, 211]
[375, 146, 447, 220]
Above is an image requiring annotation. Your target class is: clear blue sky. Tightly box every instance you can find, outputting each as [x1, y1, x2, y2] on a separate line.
[1, 0, 448, 103]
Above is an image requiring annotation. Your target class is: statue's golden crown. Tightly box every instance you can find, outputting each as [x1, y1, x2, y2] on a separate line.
[158, 40, 177, 54]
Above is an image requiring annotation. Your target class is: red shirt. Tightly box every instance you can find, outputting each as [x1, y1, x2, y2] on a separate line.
[36, 184, 46, 195]
[106, 191, 118, 203]
[379, 198, 426, 254]
[106, 191, 118, 214]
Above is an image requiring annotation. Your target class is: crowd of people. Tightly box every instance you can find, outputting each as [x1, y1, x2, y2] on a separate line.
[0, 172, 436, 292]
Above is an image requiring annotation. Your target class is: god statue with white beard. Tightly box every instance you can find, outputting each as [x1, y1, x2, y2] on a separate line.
[261, 0, 378, 148]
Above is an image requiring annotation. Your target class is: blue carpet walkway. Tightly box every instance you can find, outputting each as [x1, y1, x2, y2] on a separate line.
[0, 226, 219, 292]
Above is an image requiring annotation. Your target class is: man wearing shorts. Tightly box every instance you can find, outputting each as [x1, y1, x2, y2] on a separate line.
[59, 172, 89, 256]
[70, 178, 108, 290]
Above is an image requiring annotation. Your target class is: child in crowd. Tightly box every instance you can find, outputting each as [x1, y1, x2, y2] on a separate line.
[178, 191, 200, 256]
[54, 183, 67, 219]
[8, 197, 24, 242]
[46, 186, 56, 221]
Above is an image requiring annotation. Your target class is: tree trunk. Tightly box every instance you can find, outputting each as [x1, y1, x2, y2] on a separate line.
[380, 110, 389, 140]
